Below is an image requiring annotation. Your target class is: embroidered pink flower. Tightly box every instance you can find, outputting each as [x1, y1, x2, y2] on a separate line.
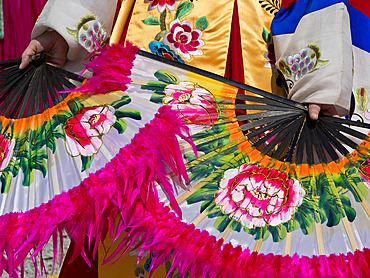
[64, 105, 116, 157]
[163, 19, 205, 60]
[215, 164, 305, 228]
[0, 135, 15, 171]
[144, 0, 180, 13]
[163, 81, 218, 126]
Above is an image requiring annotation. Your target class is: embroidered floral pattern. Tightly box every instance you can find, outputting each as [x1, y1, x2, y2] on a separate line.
[149, 41, 185, 63]
[144, 0, 181, 13]
[214, 164, 305, 228]
[67, 15, 108, 52]
[356, 87, 369, 114]
[163, 81, 218, 126]
[64, 105, 116, 157]
[278, 43, 329, 83]
[142, 1, 208, 61]
[262, 29, 276, 71]
[163, 19, 205, 60]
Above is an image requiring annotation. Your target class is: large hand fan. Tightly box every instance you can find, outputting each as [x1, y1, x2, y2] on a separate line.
[1, 38, 370, 278]
[79, 44, 370, 277]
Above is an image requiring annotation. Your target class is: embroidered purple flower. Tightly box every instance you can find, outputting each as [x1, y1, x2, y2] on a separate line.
[0, 135, 15, 171]
[264, 42, 277, 71]
[163, 19, 205, 60]
[64, 105, 116, 157]
[163, 81, 218, 126]
[215, 164, 305, 228]
[149, 41, 185, 63]
[144, 0, 180, 13]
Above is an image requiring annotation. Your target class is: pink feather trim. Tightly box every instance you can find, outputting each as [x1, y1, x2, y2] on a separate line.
[77, 42, 139, 95]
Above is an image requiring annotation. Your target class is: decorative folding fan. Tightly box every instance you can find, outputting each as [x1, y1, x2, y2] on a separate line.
[1, 40, 370, 278]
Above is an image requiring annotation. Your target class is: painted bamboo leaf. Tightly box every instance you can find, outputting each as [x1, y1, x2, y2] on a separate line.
[81, 155, 94, 172]
[213, 215, 231, 232]
[154, 69, 179, 84]
[141, 81, 167, 92]
[340, 194, 356, 222]
[111, 95, 131, 109]
[150, 92, 166, 103]
[268, 224, 287, 242]
[113, 118, 128, 134]
[200, 200, 215, 213]
[1, 170, 12, 194]
[186, 188, 217, 204]
[115, 108, 142, 120]
[32, 160, 48, 177]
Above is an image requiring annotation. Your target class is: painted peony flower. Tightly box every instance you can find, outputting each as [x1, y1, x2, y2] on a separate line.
[163, 81, 218, 126]
[215, 164, 305, 228]
[163, 19, 205, 60]
[0, 135, 15, 171]
[64, 105, 116, 157]
[144, 0, 180, 13]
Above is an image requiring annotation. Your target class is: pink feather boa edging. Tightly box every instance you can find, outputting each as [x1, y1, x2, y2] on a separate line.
[0, 43, 369, 277]
[1, 108, 369, 278]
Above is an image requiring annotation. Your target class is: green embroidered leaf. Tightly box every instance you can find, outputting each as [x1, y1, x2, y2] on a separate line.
[115, 108, 142, 120]
[356, 87, 369, 113]
[113, 118, 128, 134]
[175, 1, 194, 19]
[76, 14, 96, 31]
[262, 28, 271, 44]
[81, 155, 94, 172]
[1, 170, 12, 194]
[196, 17, 208, 31]
[278, 60, 292, 77]
[154, 69, 179, 84]
[111, 95, 131, 109]
[142, 15, 160, 25]
[317, 59, 329, 66]
[154, 30, 170, 41]
[150, 92, 166, 103]
[308, 42, 321, 60]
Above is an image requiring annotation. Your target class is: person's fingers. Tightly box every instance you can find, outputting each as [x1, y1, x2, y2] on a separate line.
[320, 104, 339, 118]
[19, 41, 44, 70]
[308, 103, 321, 120]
